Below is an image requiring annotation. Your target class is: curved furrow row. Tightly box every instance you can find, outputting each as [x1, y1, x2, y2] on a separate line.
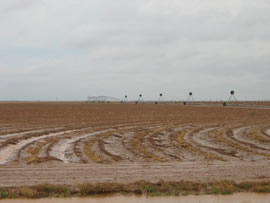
[72, 131, 121, 164]
[130, 127, 169, 162]
[0, 127, 32, 135]
[168, 127, 203, 161]
[188, 124, 242, 161]
[131, 123, 186, 161]
[97, 133, 124, 162]
[0, 128, 88, 165]
[230, 127, 270, 157]
[146, 124, 193, 161]
[82, 130, 119, 163]
[183, 125, 225, 161]
[0, 127, 42, 137]
[20, 127, 99, 164]
[100, 131, 139, 162]
[121, 130, 145, 161]
[0, 124, 57, 136]
[4, 123, 138, 164]
[74, 122, 153, 163]
[84, 124, 169, 163]
[0, 128, 69, 151]
[213, 127, 255, 160]
[19, 137, 62, 164]
[0, 127, 63, 143]
[21, 121, 175, 164]
[91, 122, 180, 163]
[247, 126, 270, 143]
[93, 129, 144, 163]
[118, 127, 159, 162]
[2, 121, 270, 165]
[234, 126, 270, 150]
[213, 127, 269, 160]
[49, 129, 110, 163]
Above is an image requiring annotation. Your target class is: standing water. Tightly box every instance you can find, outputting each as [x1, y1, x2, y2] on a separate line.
[1, 193, 270, 203]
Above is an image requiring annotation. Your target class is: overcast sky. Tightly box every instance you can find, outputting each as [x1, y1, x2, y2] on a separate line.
[0, 0, 269, 101]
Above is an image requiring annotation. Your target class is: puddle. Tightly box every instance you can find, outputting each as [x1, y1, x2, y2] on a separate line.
[1, 193, 270, 203]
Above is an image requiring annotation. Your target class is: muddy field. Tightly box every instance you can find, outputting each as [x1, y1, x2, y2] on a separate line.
[0, 102, 270, 187]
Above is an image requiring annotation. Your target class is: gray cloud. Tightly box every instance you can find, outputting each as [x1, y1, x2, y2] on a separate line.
[0, 0, 270, 101]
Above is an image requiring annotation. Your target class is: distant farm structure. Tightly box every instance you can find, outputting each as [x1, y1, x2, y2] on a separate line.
[85, 92, 270, 109]
[87, 96, 121, 103]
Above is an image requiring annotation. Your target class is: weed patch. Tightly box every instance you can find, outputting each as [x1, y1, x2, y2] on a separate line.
[0, 181, 269, 199]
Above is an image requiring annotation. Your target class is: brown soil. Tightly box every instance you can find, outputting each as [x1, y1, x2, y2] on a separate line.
[0, 102, 270, 187]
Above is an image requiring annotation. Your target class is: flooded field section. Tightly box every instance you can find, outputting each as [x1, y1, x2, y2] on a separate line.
[1, 193, 270, 203]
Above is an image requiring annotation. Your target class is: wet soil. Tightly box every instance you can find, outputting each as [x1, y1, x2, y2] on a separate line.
[0, 102, 270, 187]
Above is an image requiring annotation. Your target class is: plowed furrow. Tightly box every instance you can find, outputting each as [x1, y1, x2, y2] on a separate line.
[98, 139, 123, 162]
[0, 128, 64, 143]
[121, 131, 146, 161]
[238, 127, 270, 150]
[169, 127, 205, 161]
[72, 128, 116, 163]
[183, 126, 224, 161]
[49, 129, 109, 163]
[147, 126, 183, 161]
[81, 123, 169, 163]
[213, 128, 255, 160]
[231, 127, 270, 154]
[0, 128, 69, 149]
[213, 128, 270, 159]
[0, 128, 34, 136]
[0, 128, 86, 165]
[247, 126, 270, 144]
[189, 126, 241, 160]
[97, 131, 134, 162]
[95, 125, 168, 162]
[83, 131, 116, 163]
[131, 127, 168, 162]
[21, 137, 62, 164]
[0, 125, 51, 136]
[120, 127, 163, 161]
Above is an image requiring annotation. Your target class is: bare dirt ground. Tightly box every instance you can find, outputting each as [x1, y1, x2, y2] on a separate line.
[0, 102, 270, 187]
